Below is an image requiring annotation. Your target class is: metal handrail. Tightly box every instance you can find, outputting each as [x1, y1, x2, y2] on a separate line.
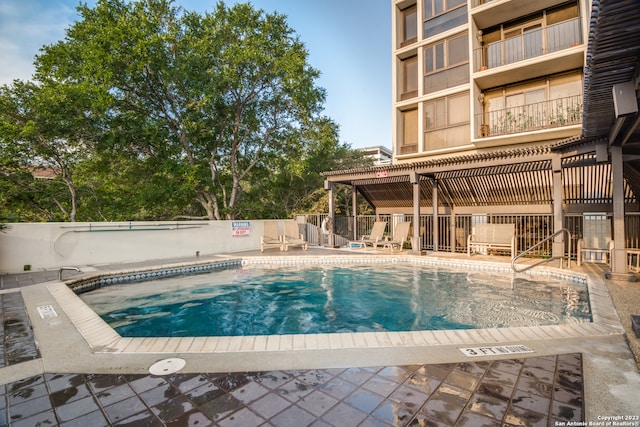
[59, 266, 81, 281]
[511, 228, 572, 273]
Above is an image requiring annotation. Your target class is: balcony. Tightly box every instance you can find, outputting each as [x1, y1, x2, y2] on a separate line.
[475, 94, 582, 138]
[474, 18, 582, 71]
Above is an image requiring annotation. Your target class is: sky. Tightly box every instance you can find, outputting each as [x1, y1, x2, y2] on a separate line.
[0, 0, 392, 149]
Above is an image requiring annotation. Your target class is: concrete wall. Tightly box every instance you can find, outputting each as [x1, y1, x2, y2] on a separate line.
[0, 220, 273, 274]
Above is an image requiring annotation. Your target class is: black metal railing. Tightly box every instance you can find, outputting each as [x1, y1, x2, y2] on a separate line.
[476, 94, 582, 138]
[474, 18, 582, 71]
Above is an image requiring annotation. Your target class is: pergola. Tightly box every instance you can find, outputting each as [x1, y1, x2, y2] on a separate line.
[322, 0, 640, 277]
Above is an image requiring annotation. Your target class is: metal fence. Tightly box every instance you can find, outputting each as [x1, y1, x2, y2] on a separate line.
[296, 212, 640, 265]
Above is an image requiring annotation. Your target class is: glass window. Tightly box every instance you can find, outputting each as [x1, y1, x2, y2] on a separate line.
[402, 56, 418, 99]
[402, 109, 419, 147]
[424, 92, 469, 130]
[402, 6, 417, 44]
[435, 43, 445, 69]
[448, 34, 468, 66]
[448, 93, 469, 124]
[425, 47, 434, 73]
[424, 5, 468, 39]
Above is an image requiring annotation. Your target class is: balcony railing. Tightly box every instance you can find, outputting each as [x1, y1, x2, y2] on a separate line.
[476, 94, 582, 138]
[474, 18, 582, 71]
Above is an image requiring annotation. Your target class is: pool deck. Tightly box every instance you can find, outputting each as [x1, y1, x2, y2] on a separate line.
[1, 247, 639, 426]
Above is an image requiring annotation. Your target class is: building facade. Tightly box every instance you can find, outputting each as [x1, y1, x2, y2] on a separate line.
[392, 0, 588, 163]
[321, 0, 639, 277]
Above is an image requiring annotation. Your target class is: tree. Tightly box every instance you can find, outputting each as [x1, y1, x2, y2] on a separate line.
[36, 0, 326, 220]
[0, 81, 104, 221]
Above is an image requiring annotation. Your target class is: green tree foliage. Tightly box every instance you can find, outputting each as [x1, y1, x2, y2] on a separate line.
[0, 0, 375, 222]
[36, 0, 327, 220]
[0, 81, 105, 221]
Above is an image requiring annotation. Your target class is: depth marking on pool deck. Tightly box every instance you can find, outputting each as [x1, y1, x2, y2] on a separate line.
[459, 344, 534, 357]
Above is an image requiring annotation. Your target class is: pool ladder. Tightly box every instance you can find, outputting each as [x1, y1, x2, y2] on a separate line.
[58, 266, 81, 280]
[511, 229, 572, 273]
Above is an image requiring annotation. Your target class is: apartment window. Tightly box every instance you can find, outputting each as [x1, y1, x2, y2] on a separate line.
[400, 109, 419, 154]
[423, 0, 467, 39]
[424, 92, 470, 150]
[425, 92, 469, 130]
[424, 0, 466, 19]
[401, 56, 418, 100]
[424, 33, 469, 93]
[401, 6, 418, 47]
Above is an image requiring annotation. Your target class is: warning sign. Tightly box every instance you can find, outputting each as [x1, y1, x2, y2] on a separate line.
[231, 221, 251, 237]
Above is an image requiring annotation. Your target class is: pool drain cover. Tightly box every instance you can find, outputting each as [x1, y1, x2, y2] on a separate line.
[149, 358, 186, 376]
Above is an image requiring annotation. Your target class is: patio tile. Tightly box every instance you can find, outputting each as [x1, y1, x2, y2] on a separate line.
[103, 394, 148, 424]
[510, 389, 551, 415]
[217, 407, 264, 427]
[95, 383, 137, 407]
[456, 411, 500, 427]
[55, 395, 101, 423]
[321, 401, 368, 427]
[230, 381, 270, 404]
[275, 378, 315, 403]
[466, 393, 509, 419]
[151, 394, 195, 423]
[344, 388, 385, 414]
[165, 409, 215, 427]
[9, 409, 57, 427]
[61, 409, 111, 427]
[270, 404, 316, 427]
[114, 410, 164, 426]
[319, 377, 359, 399]
[296, 390, 339, 417]
[551, 400, 582, 422]
[185, 382, 226, 406]
[247, 391, 292, 419]
[139, 382, 181, 407]
[370, 399, 417, 426]
[199, 393, 244, 422]
[388, 384, 430, 410]
[7, 395, 52, 422]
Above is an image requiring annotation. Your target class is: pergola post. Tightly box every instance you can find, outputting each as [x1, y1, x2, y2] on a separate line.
[410, 172, 422, 254]
[432, 178, 439, 253]
[324, 180, 336, 248]
[352, 185, 358, 241]
[607, 146, 633, 280]
[552, 156, 565, 262]
[450, 209, 457, 253]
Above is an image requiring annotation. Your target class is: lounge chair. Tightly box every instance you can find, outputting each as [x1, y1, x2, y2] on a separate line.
[261, 221, 282, 252]
[577, 216, 613, 265]
[351, 221, 387, 249]
[378, 221, 411, 252]
[282, 220, 308, 251]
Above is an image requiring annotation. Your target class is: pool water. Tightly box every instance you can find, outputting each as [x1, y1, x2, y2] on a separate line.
[80, 263, 591, 337]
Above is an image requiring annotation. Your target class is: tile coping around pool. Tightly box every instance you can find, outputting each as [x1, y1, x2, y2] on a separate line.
[47, 255, 623, 356]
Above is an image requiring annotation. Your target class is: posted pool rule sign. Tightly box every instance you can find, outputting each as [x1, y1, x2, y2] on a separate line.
[231, 221, 251, 237]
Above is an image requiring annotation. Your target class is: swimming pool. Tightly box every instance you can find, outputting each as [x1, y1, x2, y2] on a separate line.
[79, 260, 591, 338]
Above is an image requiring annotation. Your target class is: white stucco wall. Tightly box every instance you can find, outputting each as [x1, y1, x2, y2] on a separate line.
[0, 220, 273, 274]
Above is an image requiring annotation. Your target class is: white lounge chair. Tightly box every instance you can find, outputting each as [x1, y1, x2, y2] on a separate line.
[352, 221, 387, 249]
[378, 221, 411, 252]
[467, 223, 516, 257]
[577, 216, 613, 266]
[282, 220, 308, 252]
[261, 221, 282, 252]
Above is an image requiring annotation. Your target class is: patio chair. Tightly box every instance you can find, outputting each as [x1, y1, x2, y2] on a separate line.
[282, 220, 308, 252]
[261, 221, 282, 252]
[377, 221, 411, 252]
[577, 216, 613, 266]
[350, 221, 387, 249]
